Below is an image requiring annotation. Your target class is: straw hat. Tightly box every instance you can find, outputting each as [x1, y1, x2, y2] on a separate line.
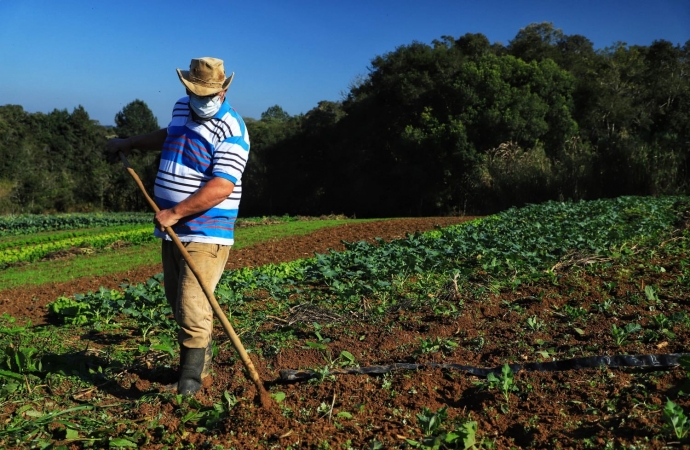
[176, 57, 234, 96]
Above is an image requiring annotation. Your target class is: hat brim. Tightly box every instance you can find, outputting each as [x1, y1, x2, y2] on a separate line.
[176, 69, 234, 96]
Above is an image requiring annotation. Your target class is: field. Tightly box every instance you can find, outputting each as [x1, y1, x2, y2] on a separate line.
[1, 198, 689, 449]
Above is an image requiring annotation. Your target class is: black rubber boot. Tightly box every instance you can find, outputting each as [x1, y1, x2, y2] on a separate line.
[178, 347, 205, 395]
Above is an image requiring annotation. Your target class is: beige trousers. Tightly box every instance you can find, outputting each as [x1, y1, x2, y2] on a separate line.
[162, 240, 231, 349]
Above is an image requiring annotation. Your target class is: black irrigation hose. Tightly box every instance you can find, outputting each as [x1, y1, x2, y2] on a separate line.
[279, 353, 689, 382]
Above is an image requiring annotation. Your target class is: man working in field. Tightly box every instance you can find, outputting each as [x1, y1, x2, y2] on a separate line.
[107, 57, 250, 395]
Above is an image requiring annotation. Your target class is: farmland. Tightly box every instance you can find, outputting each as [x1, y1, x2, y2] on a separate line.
[1, 197, 690, 449]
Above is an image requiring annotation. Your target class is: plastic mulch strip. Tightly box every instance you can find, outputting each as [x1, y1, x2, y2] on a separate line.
[279, 353, 688, 381]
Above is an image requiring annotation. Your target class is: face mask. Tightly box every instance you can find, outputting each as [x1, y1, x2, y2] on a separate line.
[189, 94, 222, 118]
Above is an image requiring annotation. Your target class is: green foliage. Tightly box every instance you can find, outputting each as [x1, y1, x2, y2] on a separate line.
[47, 297, 93, 326]
[114, 99, 159, 138]
[240, 26, 690, 217]
[2, 26, 690, 216]
[42, 197, 685, 350]
[526, 316, 544, 332]
[486, 364, 519, 404]
[0, 105, 111, 213]
[417, 337, 458, 355]
[663, 399, 689, 439]
[610, 323, 641, 346]
[260, 105, 291, 122]
[0, 225, 155, 266]
[0, 212, 151, 237]
[407, 407, 479, 449]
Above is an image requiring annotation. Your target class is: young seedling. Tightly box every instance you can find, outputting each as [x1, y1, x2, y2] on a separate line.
[486, 364, 519, 405]
[417, 337, 458, 354]
[610, 323, 641, 346]
[562, 304, 588, 323]
[652, 313, 670, 330]
[526, 315, 544, 332]
[663, 399, 689, 439]
[645, 285, 659, 303]
[407, 407, 478, 449]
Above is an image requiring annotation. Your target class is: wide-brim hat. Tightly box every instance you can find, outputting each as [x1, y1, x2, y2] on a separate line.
[177, 57, 234, 97]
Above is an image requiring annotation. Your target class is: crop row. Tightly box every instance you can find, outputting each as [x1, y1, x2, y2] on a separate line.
[0, 212, 325, 238]
[0, 227, 157, 266]
[0, 224, 155, 250]
[215, 195, 686, 308]
[49, 196, 687, 331]
[0, 212, 152, 237]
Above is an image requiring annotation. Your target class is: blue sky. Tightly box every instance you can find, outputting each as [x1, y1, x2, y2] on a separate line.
[1, 0, 688, 126]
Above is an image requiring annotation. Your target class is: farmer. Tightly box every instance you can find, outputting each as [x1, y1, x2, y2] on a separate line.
[106, 57, 250, 395]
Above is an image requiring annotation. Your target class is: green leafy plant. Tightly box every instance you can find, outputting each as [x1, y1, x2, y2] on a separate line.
[562, 304, 588, 322]
[525, 316, 544, 332]
[644, 285, 659, 303]
[177, 391, 238, 432]
[663, 399, 689, 439]
[610, 323, 641, 346]
[486, 364, 519, 405]
[407, 407, 478, 449]
[417, 337, 458, 354]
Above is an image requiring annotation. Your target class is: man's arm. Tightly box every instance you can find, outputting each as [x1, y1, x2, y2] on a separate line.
[106, 128, 168, 156]
[154, 177, 235, 230]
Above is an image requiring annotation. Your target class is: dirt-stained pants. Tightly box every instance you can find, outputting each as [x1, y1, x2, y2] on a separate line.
[161, 241, 231, 349]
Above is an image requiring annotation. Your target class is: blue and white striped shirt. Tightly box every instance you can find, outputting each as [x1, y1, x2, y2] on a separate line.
[153, 97, 250, 245]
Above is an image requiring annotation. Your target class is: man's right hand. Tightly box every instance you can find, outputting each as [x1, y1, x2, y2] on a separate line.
[105, 138, 132, 163]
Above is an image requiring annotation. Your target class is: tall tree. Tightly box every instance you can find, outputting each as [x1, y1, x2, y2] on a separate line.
[508, 22, 564, 63]
[260, 105, 291, 122]
[114, 99, 159, 138]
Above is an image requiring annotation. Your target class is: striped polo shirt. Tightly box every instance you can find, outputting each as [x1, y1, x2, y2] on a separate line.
[153, 96, 250, 245]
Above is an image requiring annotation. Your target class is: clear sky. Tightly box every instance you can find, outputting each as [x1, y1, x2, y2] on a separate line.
[1, 0, 688, 126]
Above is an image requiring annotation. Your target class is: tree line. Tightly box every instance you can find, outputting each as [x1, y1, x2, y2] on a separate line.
[1, 23, 688, 216]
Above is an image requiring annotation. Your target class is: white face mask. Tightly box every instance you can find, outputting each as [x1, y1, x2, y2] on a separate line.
[189, 94, 222, 118]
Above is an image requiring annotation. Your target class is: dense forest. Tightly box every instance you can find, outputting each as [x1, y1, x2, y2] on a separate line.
[1, 23, 688, 216]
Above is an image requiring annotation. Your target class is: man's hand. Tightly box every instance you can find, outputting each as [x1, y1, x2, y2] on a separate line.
[105, 138, 132, 163]
[154, 208, 183, 232]
[154, 177, 235, 233]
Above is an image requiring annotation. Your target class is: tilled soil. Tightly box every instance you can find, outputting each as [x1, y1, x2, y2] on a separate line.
[1, 216, 688, 449]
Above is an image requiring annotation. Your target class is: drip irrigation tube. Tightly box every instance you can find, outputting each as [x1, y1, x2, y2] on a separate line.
[279, 353, 689, 382]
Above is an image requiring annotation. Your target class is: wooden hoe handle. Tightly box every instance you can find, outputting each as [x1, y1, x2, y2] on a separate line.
[118, 152, 272, 407]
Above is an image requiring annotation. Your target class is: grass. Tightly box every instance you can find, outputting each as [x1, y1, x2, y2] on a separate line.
[0, 218, 375, 290]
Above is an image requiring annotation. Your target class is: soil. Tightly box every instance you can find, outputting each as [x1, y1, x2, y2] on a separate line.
[1, 216, 689, 449]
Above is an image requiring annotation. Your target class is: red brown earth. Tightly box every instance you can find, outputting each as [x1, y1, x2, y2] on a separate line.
[1, 216, 689, 449]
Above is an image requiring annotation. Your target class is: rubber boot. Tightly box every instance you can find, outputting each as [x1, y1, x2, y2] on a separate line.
[201, 340, 213, 379]
[178, 347, 205, 395]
